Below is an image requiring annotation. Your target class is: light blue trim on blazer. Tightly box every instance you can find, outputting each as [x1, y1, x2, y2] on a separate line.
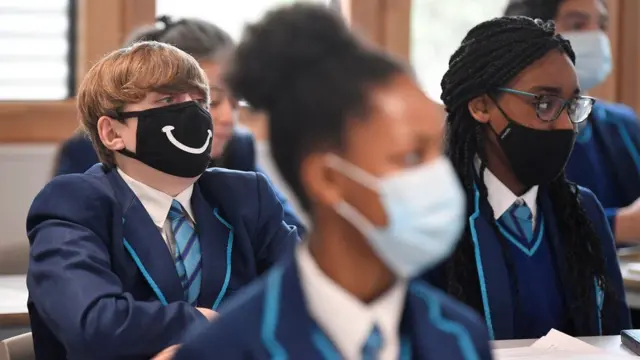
[469, 184, 494, 340]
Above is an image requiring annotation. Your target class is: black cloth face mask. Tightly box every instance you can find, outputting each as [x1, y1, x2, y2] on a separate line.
[114, 101, 213, 178]
[490, 103, 576, 188]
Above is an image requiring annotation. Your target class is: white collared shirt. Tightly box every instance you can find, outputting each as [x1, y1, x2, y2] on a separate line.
[474, 157, 538, 228]
[117, 168, 195, 258]
[296, 243, 407, 360]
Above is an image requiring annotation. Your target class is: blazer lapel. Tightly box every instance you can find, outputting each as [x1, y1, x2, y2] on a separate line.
[403, 282, 479, 360]
[468, 184, 514, 340]
[264, 257, 321, 359]
[191, 183, 234, 309]
[106, 169, 184, 304]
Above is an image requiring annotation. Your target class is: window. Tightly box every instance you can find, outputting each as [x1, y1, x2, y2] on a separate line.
[410, 0, 508, 103]
[156, 0, 329, 41]
[0, 0, 75, 101]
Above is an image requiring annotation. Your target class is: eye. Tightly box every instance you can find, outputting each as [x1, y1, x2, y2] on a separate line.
[537, 97, 553, 111]
[159, 96, 174, 104]
[535, 95, 565, 121]
[209, 100, 223, 109]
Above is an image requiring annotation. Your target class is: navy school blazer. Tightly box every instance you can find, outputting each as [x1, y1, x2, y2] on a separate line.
[425, 184, 630, 340]
[53, 128, 307, 237]
[173, 252, 493, 360]
[565, 101, 640, 231]
[26, 165, 299, 360]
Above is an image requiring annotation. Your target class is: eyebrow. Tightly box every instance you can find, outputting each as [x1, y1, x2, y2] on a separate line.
[527, 85, 581, 96]
[560, 11, 590, 21]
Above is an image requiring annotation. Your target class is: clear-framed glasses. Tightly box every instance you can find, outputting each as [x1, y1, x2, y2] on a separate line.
[497, 87, 596, 124]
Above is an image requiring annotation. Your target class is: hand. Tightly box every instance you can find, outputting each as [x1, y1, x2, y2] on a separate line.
[616, 198, 640, 243]
[151, 345, 180, 360]
[196, 307, 218, 321]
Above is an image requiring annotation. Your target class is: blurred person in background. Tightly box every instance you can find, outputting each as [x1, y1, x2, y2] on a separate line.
[506, 0, 640, 245]
[171, 3, 492, 359]
[54, 16, 306, 235]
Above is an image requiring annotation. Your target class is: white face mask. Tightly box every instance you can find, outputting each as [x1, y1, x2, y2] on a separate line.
[326, 155, 466, 278]
[562, 30, 612, 92]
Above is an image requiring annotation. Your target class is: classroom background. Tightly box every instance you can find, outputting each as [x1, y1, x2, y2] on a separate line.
[1, 0, 640, 350]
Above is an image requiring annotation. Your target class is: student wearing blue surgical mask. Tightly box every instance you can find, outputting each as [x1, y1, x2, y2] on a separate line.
[505, 0, 640, 245]
[169, 4, 492, 360]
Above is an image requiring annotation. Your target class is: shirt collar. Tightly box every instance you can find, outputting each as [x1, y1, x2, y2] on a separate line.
[117, 168, 195, 227]
[473, 157, 538, 220]
[296, 243, 406, 359]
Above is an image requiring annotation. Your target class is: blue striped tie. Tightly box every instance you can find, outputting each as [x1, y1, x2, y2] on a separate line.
[168, 200, 202, 305]
[362, 325, 383, 360]
[501, 201, 534, 242]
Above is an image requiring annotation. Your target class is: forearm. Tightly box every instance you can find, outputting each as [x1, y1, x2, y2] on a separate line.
[614, 207, 640, 244]
[38, 293, 208, 358]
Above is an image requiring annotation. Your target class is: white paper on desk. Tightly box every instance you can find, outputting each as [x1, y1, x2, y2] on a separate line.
[531, 329, 605, 353]
[493, 329, 638, 360]
[0, 288, 28, 314]
[494, 348, 636, 360]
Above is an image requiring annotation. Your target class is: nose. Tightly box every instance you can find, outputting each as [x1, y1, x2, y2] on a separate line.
[552, 108, 574, 131]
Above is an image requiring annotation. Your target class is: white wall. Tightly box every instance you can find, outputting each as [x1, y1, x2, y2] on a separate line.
[0, 144, 57, 274]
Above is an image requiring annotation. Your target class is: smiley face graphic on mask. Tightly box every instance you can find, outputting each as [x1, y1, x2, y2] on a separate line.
[116, 101, 214, 178]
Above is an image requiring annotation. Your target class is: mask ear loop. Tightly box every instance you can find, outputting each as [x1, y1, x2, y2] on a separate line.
[325, 154, 380, 191]
[486, 94, 517, 141]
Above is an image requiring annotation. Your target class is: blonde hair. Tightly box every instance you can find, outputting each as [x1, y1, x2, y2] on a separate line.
[77, 41, 210, 167]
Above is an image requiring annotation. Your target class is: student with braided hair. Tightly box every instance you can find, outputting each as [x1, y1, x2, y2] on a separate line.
[426, 15, 630, 340]
[505, 0, 640, 245]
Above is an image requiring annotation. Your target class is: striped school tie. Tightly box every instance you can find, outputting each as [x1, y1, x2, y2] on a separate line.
[361, 324, 383, 360]
[501, 200, 534, 242]
[168, 200, 202, 305]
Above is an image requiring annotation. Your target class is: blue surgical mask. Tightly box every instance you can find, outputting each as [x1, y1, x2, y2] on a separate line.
[326, 155, 466, 278]
[562, 30, 612, 91]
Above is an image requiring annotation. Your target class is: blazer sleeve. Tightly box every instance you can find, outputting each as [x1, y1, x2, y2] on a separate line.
[26, 176, 208, 359]
[252, 172, 300, 274]
[579, 187, 632, 332]
[255, 165, 307, 237]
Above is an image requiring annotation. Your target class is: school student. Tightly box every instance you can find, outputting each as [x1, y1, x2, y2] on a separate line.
[26, 42, 299, 360]
[505, 1, 640, 245]
[423, 16, 631, 341]
[52, 16, 307, 236]
[172, 4, 493, 360]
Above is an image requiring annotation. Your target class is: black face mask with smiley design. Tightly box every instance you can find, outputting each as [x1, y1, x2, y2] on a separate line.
[114, 101, 214, 178]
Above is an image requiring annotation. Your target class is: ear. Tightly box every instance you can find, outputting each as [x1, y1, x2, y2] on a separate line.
[97, 116, 126, 151]
[467, 95, 491, 124]
[300, 152, 345, 209]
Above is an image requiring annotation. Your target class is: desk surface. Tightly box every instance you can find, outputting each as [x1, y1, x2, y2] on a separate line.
[493, 335, 635, 356]
[0, 275, 28, 326]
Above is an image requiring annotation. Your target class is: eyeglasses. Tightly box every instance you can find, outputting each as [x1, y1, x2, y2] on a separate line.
[496, 87, 596, 124]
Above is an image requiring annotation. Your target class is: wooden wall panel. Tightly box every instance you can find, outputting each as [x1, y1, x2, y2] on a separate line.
[0, 0, 156, 143]
[617, 0, 640, 112]
[590, 0, 619, 102]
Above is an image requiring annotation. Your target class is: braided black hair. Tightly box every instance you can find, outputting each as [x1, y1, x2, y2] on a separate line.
[224, 3, 405, 210]
[441, 16, 614, 336]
